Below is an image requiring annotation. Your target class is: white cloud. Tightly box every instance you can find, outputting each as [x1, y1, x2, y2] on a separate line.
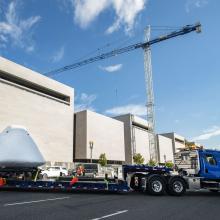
[100, 64, 122, 72]
[192, 126, 220, 141]
[105, 103, 146, 116]
[0, 1, 41, 52]
[185, 0, 208, 13]
[52, 46, 65, 62]
[75, 92, 97, 112]
[70, 0, 147, 34]
[73, 0, 110, 28]
[106, 0, 146, 34]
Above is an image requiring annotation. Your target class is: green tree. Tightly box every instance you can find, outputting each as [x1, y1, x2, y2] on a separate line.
[98, 153, 107, 167]
[148, 159, 156, 166]
[133, 153, 144, 164]
[165, 161, 174, 168]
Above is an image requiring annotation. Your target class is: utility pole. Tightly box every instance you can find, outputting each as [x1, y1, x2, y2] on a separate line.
[143, 25, 158, 162]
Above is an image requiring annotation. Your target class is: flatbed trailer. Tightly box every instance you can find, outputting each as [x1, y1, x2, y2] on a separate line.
[0, 179, 129, 193]
[0, 167, 130, 193]
[1, 149, 220, 196]
[0, 165, 182, 196]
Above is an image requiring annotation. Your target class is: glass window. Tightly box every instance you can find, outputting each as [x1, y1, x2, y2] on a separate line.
[205, 154, 217, 166]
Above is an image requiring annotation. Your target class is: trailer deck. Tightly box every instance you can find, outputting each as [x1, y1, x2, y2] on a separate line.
[0, 178, 130, 193]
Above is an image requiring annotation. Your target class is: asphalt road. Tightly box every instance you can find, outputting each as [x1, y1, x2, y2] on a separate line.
[0, 190, 219, 220]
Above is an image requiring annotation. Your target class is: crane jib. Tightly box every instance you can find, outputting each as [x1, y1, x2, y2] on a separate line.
[45, 22, 201, 76]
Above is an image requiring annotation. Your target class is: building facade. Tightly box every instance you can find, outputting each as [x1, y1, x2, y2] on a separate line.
[161, 132, 186, 153]
[115, 114, 176, 164]
[74, 110, 125, 164]
[0, 57, 74, 166]
[115, 114, 153, 164]
[157, 134, 174, 163]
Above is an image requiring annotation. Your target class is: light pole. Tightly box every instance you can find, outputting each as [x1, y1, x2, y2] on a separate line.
[89, 141, 94, 163]
[164, 154, 167, 163]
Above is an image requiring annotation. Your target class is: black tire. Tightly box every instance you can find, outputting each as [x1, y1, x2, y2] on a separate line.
[130, 174, 144, 191]
[147, 174, 166, 195]
[209, 189, 219, 193]
[167, 177, 186, 196]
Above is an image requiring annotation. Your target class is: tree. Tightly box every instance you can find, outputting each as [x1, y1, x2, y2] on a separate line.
[165, 161, 174, 168]
[98, 153, 107, 167]
[133, 153, 144, 164]
[147, 159, 156, 166]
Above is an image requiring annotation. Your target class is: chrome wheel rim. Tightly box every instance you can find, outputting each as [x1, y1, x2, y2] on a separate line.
[173, 181, 183, 193]
[152, 180, 162, 192]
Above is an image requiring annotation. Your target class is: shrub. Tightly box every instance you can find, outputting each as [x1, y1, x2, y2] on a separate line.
[133, 153, 145, 164]
[98, 153, 107, 167]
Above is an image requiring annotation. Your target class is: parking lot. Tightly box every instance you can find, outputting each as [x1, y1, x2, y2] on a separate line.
[0, 190, 219, 220]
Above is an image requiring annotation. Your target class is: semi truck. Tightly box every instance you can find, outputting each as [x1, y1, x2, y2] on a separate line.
[1, 148, 220, 196]
[0, 126, 220, 196]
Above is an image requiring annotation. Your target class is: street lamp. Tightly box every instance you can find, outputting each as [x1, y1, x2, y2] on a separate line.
[89, 141, 94, 163]
[164, 154, 167, 163]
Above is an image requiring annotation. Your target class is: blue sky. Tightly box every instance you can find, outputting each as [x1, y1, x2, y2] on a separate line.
[0, 0, 219, 148]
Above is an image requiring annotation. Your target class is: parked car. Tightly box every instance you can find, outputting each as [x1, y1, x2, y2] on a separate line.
[41, 166, 68, 179]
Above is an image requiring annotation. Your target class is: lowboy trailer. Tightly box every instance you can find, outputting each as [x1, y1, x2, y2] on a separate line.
[1, 149, 220, 196]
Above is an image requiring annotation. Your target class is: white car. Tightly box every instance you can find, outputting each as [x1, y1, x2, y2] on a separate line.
[41, 166, 68, 179]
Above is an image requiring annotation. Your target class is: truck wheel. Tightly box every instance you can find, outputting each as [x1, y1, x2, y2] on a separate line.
[130, 174, 144, 191]
[147, 175, 165, 195]
[167, 177, 186, 196]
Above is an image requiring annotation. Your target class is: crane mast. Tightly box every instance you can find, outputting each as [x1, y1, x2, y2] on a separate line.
[46, 22, 201, 163]
[143, 25, 158, 162]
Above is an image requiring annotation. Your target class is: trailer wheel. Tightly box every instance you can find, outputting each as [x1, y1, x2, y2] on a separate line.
[147, 175, 165, 195]
[167, 177, 186, 196]
[130, 174, 144, 191]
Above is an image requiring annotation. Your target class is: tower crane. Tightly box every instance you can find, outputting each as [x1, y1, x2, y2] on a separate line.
[46, 22, 201, 162]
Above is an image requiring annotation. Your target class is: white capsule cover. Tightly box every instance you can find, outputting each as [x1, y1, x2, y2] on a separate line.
[0, 125, 45, 168]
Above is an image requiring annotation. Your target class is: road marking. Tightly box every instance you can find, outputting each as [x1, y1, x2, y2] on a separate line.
[91, 210, 128, 220]
[4, 196, 70, 207]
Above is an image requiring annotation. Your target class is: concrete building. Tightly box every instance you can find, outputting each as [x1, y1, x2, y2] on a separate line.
[161, 132, 186, 153]
[0, 57, 74, 166]
[157, 135, 174, 163]
[115, 114, 175, 164]
[74, 110, 125, 164]
[115, 114, 152, 164]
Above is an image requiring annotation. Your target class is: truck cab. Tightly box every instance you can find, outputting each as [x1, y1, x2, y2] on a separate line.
[198, 150, 220, 179]
[175, 149, 220, 192]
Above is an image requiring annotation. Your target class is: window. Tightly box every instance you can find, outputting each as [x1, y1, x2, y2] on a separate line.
[0, 71, 70, 104]
[181, 154, 189, 161]
[205, 154, 217, 166]
[175, 138, 185, 144]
